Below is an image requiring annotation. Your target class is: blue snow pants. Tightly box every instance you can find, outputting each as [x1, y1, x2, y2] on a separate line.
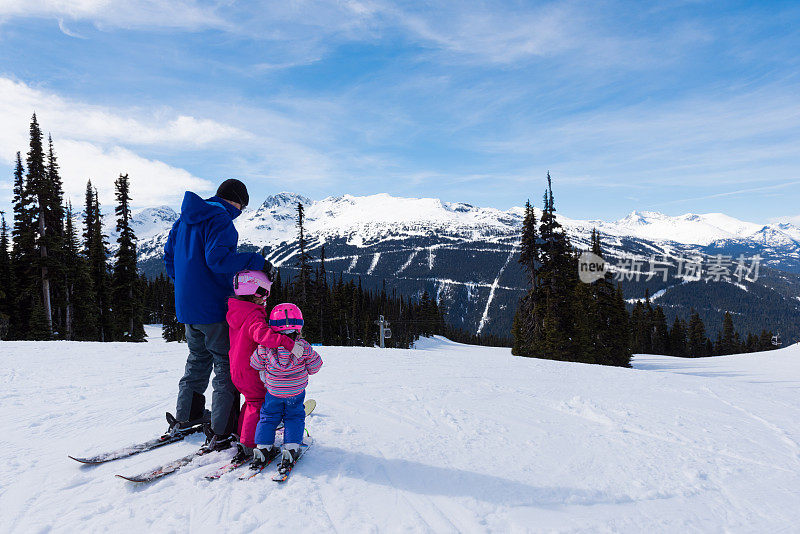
[254, 391, 306, 447]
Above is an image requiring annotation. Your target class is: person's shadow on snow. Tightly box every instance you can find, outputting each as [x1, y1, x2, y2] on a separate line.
[306, 445, 628, 507]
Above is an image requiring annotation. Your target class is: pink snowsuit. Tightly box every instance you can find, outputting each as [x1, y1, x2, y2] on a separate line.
[226, 297, 296, 448]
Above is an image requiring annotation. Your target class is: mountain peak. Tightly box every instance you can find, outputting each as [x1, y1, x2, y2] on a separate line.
[259, 192, 311, 209]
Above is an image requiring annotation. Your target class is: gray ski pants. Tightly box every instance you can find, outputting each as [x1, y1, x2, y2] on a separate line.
[176, 322, 237, 435]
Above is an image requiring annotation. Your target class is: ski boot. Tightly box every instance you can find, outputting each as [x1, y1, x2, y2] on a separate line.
[162, 408, 211, 438]
[250, 445, 281, 470]
[199, 424, 235, 454]
[276, 444, 302, 475]
[231, 443, 254, 464]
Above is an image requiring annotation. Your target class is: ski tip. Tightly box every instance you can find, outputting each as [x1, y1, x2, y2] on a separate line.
[115, 474, 146, 483]
[304, 398, 317, 416]
[68, 455, 98, 464]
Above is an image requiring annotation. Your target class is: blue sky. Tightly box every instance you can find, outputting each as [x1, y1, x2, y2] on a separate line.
[0, 0, 799, 224]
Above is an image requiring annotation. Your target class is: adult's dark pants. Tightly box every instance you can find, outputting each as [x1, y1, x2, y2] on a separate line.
[176, 322, 239, 436]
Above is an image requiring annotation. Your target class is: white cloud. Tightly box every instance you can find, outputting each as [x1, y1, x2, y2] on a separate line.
[0, 78, 248, 148]
[56, 140, 212, 208]
[0, 77, 221, 208]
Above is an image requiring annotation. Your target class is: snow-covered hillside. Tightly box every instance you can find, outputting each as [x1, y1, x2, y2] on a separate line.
[4, 327, 800, 532]
[125, 192, 800, 264]
[126, 192, 800, 340]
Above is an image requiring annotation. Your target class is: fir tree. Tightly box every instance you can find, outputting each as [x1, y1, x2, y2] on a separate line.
[295, 202, 312, 309]
[63, 203, 97, 340]
[44, 133, 65, 336]
[28, 297, 51, 341]
[85, 185, 110, 341]
[26, 114, 53, 336]
[11, 151, 36, 339]
[111, 174, 145, 341]
[651, 306, 669, 355]
[669, 317, 687, 357]
[687, 310, 707, 357]
[0, 212, 10, 339]
[720, 311, 737, 355]
[162, 281, 184, 342]
[535, 173, 578, 361]
[512, 199, 540, 356]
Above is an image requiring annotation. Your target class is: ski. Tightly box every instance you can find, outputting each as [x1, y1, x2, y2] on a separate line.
[272, 437, 313, 483]
[205, 457, 252, 480]
[238, 450, 280, 480]
[116, 449, 206, 483]
[68, 416, 205, 465]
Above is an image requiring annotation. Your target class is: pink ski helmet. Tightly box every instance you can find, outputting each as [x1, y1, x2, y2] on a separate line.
[233, 270, 272, 298]
[269, 303, 304, 332]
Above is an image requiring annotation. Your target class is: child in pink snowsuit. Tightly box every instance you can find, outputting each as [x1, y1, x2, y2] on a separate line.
[226, 270, 304, 461]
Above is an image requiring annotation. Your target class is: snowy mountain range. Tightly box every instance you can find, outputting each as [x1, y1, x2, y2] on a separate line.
[124, 193, 800, 340]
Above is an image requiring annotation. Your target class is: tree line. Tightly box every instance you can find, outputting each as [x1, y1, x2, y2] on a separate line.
[629, 295, 780, 357]
[511, 173, 780, 365]
[0, 114, 144, 341]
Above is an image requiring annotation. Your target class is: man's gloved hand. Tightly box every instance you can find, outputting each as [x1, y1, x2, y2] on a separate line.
[262, 259, 276, 282]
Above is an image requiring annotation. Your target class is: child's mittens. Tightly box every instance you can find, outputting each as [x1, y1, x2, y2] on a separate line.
[290, 341, 305, 359]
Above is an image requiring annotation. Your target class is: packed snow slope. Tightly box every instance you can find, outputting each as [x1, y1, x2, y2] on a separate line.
[4, 326, 800, 533]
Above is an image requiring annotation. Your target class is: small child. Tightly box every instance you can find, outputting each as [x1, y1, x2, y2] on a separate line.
[227, 270, 303, 462]
[250, 303, 322, 472]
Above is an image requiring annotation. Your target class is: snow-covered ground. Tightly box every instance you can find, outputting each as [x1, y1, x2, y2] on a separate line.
[3, 326, 800, 533]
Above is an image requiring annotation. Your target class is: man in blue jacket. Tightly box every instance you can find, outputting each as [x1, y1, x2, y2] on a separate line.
[164, 179, 273, 451]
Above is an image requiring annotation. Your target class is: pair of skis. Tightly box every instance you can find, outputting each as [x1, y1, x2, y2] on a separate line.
[208, 432, 312, 482]
[67, 419, 206, 465]
[69, 400, 315, 484]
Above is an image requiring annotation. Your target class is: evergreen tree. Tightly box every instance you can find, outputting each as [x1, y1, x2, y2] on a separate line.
[0, 212, 10, 339]
[687, 310, 707, 357]
[85, 185, 110, 341]
[720, 311, 737, 355]
[28, 297, 51, 341]
[63, 203, 97, 340]
[651, 306, 669, 355]
[669, 317, 687, 357]
[11, 151, 36, 339]
[534, 173, 578, 360]
[162, 280, 184, 342]
[44, 134, 65, 336]
[111, 174, 145, 341]
[512, 199, 540, 356]
[314, 245, 332, 345]
[518, 200, 540, 282]
[512, 175, 629, 366]
[295, 202, 312, 309]
[26, 114, 53, 336]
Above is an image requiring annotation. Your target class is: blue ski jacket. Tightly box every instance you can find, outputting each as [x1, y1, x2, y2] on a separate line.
[164, 191, 264, 325]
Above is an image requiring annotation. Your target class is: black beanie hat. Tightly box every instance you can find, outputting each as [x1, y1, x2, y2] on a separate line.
[216, 179, 249, 208]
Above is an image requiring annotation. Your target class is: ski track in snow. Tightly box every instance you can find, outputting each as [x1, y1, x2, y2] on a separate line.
[367, 253, 381, 275]
[476, 245, 516, 335]
[4, 326, 800, 532]
[346, 256, 358, 273]
[396, 250, 419, 275]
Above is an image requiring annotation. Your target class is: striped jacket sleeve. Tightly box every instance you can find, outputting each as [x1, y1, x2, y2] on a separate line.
[301, 340, 323, 375]
[250, 346, 268, 371]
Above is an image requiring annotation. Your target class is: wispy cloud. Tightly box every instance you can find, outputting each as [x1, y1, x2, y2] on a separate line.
[0, 0, 228, 31]
[57, 18, 86, 39]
